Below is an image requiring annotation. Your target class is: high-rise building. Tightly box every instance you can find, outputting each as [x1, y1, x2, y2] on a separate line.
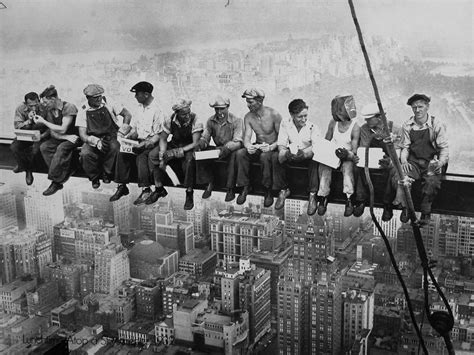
[136, 279, 163, 321]
[178, 248, 217, 276]
[0, 186, 17, 230]
[210, 209, 283, 264]
[239, 266, 271, 344]
[25, 187, 64, 239]
[292, 214, 335, 283]
[221, 267, 241, 315]
[53, 218, 116, 262]
[308, 272, 343, 355]
[277, 276, 304, 355]
[342, 290, 374, 352]
[284, 198, 305, 237]
[81, 188, 131, 234]
[44, 261, 90, 301]
[249, 245, 291, 326]
[94, 243, 130, 295]
[26, 280, 60, 316]
[0, 228, 52, 283]
[155, 209, 194, 256]
[373, 208, 401, 239]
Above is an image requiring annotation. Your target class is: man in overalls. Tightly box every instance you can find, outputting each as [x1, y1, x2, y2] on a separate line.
[10, 91, 48, 185]
[195, 95, 243, 202]
[33, 85, 80, 195]
[385, 94, 448, 225]
[149, 99, 203, 210]
[76, 84, 132, 189]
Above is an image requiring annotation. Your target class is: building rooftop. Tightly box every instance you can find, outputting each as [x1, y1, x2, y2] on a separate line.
[129, 239, 173, 263]
[179, 248, 216, 263]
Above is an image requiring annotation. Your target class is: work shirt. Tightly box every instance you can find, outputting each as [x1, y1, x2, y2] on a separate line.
[132, 101, 164, 140]
[201, 112, 243, 147]
[162, 112, 203, 144]
[401, 115, 449, 165]
[13, 103, 46, 131]
[277, 118, 321, 150]
[44, 99, 78, 135]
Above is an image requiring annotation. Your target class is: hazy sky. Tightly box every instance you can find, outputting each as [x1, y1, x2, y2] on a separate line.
[0, 0, 472, 60]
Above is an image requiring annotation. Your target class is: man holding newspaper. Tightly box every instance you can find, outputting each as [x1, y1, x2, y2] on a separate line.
[110, 81, 166, 205]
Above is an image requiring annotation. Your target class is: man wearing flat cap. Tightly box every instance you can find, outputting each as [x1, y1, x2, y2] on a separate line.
[76, 84, 132, 189]
[384, 93, 448, 225]
[235, 88, 283, 207]
[10, 91, 49, 185]
[149, 98, 203, 210]
[353, 103, 401, 218]
[195, 95, 243, 201]
[32, 85, 80, 195]
[109, 81, 166, 205]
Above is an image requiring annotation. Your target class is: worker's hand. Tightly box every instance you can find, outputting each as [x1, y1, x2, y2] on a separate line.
[246, 145, 258, 155]
[88, 135, 100, 147]
[218, 146, 232, 159]
[259, 143, 271, 152]
[118, 123, 131, 138]
[335, 147, 349, 160]
[401, 162, 413, 174]
[66, 135, 80, 144]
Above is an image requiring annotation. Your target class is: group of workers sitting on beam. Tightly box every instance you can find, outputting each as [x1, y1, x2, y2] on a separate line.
[11, 83, 448, 224]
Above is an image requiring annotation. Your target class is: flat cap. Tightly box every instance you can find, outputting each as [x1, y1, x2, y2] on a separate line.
[130, 81, 153, 94]
[361, 103, 385, 119]
[40, 85, 58, 98]
[172, 98, 192, 112]
[407, 93, 430, 106]
[83, 84, 104, 97]
[242, 88, 265, 99]
[209, 95, 230, 108]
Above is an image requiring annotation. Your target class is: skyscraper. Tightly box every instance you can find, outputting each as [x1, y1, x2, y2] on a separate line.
[25, 187, 64, 239]
[94, 243, 130, 295]
[210, 209, 283, 264]
[155, 209, 194, 256]
[239, 266, 271, 344]
[0, 186, 17, 230]
[342, 290, 374, 352]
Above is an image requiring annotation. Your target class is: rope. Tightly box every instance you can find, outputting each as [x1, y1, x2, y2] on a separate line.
[347, 0, 454, 353]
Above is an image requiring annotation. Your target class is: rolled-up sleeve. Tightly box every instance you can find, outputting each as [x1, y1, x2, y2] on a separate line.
[400, 123, 412, 151]
[75, 109, 87, 128]
[200, 119, 213, 144]
[191, 116, 204, 133]
[152, 109, 164, 135]
[435, 120, 449, 165]
[162, 115, 173, 135]
[277, 121, 289, 148]
[232, 118, 243, 142]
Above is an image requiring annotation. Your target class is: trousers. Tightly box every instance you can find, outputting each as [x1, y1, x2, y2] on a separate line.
[80, 138, 120, 181]
[318, 160, 355, 197]
[235, 148, 274, 189]
[40, 138, 80, 183]
[10, 139, 41, 171]
[115, 148, 154, 187]
[149, 144, 195, 189]
[272, 156, 320, 193]
[196, 148, 237, 189]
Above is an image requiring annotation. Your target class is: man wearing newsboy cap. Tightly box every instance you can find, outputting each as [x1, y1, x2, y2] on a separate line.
[149, 98, 203, 210]
[76, 84, 132, 189]
[384, 94, 448, 225]
[109, 81, 167, 205]
[195, 95, 243, 201]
